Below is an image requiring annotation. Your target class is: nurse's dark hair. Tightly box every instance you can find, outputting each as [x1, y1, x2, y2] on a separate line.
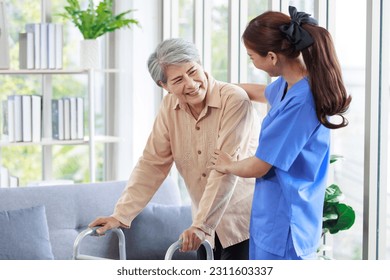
[242, 10, 352, 129]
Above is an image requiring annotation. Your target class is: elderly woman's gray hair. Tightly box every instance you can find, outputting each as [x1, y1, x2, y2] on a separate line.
[147, 38, 202, 87]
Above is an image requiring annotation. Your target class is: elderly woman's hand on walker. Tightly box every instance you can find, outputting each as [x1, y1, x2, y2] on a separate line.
[179, 226, 206, 252]
[88, 216, 122, 235]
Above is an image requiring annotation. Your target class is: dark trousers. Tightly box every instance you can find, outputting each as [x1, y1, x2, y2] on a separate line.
[197, 234, 249, 260]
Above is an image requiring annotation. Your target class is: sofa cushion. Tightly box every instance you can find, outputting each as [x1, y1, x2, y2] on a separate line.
[0, 205, 54, 260]
[124, 203, 195, 259]
[150, 176, 183, 205]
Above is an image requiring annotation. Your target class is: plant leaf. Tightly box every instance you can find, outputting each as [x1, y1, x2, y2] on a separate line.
[324, 203, 355, 234]
[330, 154, 344, 164]
[324, 184, 344, 203]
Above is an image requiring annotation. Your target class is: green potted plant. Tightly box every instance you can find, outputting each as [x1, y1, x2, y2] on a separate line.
[319, 155, 356, 259]
[58, 0, 139, 69]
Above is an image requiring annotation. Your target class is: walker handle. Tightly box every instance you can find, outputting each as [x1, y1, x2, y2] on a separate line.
[72, 227, 126, 260]
[164, 239, 214, 260]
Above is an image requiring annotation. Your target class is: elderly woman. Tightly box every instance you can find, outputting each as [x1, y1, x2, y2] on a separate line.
[89, 38, 259, 260]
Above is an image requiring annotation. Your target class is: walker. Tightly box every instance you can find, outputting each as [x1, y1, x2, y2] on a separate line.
[72, 227, 126, 260]
[73, 227, 214, 260]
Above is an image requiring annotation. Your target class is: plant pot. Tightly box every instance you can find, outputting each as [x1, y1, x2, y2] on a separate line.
[80, 39, 101, 69]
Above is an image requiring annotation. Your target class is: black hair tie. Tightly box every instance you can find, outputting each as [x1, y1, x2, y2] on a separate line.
[279, 6, 318, 51]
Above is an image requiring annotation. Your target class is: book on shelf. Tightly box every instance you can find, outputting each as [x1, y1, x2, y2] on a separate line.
[22, 22, 63, 70]
[2, 100, 8, 141]
[25, 23, 40, 69]
[47, 23, 56, 69]
[19, 32, 34, 69]
[76, 97, 84, 139]
[0, 166, 9, 188]
[2, 94, 42, 143]
[0, 166, 19, 188]
[22, 95, 32, 142]
[31, 95, 42, 142]
[63, 98, 70, 140]
[9, 175, 19, 188]
[0, 0, 10, 69]
[52, 98, 64, 140]
[70, 97, 77, 140]
[55, 23, 63, 69]
[51, 97, 84, 141]
[13, 95, 23, 142]
[5, 95, 15, 142]
[40, 22, 48, 69]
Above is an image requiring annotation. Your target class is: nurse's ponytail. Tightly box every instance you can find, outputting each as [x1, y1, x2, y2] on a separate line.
[300, 21, 351, 129]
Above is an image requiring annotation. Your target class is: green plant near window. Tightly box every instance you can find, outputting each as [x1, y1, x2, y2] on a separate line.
[322, 155, 355, 235]
[319, 155, 356, 259]
[57, 0, 139, 39]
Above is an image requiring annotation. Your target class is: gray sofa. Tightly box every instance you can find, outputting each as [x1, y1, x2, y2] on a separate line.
[0, 176, 195, 260]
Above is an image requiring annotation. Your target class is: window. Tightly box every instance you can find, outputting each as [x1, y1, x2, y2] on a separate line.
[328, 0, 366, 259]
[282, 0, 314, 13]
[208, 0, 228, 81]
[387, 39, 390, 258]
[163, 0, 389, 259]
[385, 0, 390, 259]
[178, 0, 194, 41]
[245, 0, 268, 84]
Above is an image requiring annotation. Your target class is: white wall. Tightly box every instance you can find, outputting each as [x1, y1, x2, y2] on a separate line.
[114, 0, 163, 180]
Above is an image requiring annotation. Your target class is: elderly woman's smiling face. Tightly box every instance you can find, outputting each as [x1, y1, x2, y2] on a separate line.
[161, 62, 208, 108]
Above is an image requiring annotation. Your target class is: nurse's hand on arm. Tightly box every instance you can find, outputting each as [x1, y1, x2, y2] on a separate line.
[208, 149, 272, 178]
[89, 216, 122, 235]
[179, 226, 206, 252]
[237, 83, 267, 103]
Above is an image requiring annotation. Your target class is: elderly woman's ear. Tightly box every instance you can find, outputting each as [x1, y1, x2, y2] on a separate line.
[158, 81, 171, 93]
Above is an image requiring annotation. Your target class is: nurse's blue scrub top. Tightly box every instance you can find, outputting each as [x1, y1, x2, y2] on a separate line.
[251, 76, 330, 257]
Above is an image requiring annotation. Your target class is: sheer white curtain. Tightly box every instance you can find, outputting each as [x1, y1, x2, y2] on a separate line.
[110, 0, 163, 180]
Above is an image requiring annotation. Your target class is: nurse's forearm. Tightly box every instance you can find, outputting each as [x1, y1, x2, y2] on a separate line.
[227, 156, 271, 178]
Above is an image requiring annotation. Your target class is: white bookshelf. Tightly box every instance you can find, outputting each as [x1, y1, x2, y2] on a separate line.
[0, 136, 121, 147]
[0, 69, 120, 183]
[0, 69, 119, 75]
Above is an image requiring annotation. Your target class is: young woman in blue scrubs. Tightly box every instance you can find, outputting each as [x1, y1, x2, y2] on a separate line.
[209, 6, 352, 260]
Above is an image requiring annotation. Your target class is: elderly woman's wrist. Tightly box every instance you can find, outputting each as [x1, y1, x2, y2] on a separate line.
[192, 223, 213, 236]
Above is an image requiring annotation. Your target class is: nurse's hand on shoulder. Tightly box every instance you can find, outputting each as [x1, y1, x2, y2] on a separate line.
[179, 226, 206, 252]
[208, 149, 234, 174]
[89, 216, 121, 235]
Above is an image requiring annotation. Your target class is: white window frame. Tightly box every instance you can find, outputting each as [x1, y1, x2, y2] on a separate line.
[363, 0, 389, 259]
